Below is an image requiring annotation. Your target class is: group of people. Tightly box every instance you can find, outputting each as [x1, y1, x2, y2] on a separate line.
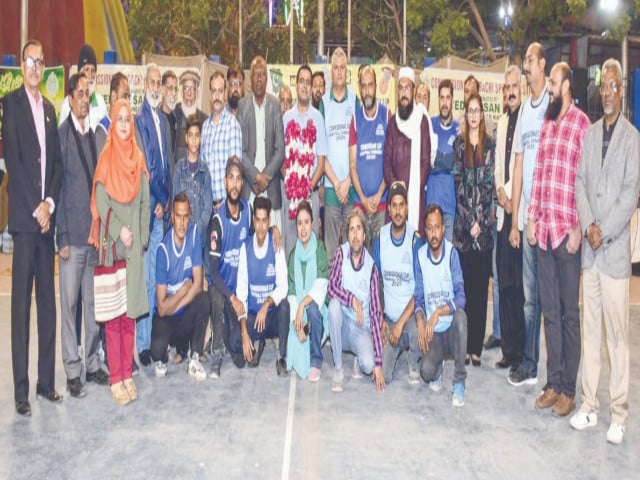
[2, 39, 636, 446]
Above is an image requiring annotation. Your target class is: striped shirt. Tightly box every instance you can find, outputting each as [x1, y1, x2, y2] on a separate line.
[528, 103, 590, 251]
[201, 109, 242, 202]
[328, 244, 383, 366]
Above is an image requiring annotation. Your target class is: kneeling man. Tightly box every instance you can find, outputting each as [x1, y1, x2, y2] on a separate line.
[233, 197, 290, 374]
[151, 193, 209, 380]
[415, 204, 468, 406]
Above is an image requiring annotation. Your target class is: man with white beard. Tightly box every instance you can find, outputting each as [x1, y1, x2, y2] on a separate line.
[174, 70, 207, 163]
[134, 63, 173, 368]
[59, 44, 107, 131]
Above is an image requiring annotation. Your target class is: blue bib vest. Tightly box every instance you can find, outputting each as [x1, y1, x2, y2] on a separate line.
[340, 242, 374, 328]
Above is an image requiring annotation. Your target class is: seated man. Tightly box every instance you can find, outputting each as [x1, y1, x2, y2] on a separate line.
[328, 208, 384, 393]
[233, 197, 290, 374]
[372, 182, 423, 384]
[414, 204, 468, 407]
[151, 193, 209, 381]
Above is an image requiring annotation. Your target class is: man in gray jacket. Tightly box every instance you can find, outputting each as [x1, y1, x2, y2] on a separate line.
[57, 73, 109, 398]
[572, 58, 640, 445]
[237, 55, 285, 231]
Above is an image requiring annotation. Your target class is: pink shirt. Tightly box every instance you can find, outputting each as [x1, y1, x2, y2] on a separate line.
[25, 87, 47, 200]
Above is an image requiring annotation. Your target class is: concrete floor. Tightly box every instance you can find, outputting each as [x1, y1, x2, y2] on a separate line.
[0, 251, 638, 479]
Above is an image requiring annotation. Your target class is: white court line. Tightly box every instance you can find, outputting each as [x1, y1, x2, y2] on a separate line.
[281, 373, 297, 480]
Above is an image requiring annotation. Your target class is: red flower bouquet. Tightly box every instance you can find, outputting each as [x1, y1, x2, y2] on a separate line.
[283, 118, 317, 219]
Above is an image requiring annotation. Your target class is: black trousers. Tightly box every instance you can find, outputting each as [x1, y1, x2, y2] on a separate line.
[150, 291, 209, 363]
[459, 248, 492, 357]
[11, 232, 57, 402]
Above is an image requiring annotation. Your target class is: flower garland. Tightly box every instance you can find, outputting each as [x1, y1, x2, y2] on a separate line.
[283, 118, 317, 219]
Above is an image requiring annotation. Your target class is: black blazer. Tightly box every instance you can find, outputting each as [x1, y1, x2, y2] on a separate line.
[1, 86, 62, 234]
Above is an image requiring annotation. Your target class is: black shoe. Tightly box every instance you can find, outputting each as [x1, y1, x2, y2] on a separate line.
[471, 357, 481, 367]
[248, 340, 265, 368]
[139, 349, 152, 366]
[464, 355, 470, 366]
[276, 358, 288, 377]
[66, 377, 87, 398]
[483, 335, 501, 350]
[495, 357, 512, 369]
[16, 400, 31, 416]
[86, 369, 110, 386]
[36, 384, 63, 403]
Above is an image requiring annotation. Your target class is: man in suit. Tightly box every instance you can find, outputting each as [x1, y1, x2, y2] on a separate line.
[1, 39, 63, 416]
[237, 55, 285, 231]
[572, 58, 640, 445]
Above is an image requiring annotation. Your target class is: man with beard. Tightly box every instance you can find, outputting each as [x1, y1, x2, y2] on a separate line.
[383, 67, 431, 235]
[372, 183, 423, 384]
[207, 157, 252, 375]
[572, 58, 640, 444]
[427, 79, 459, 242]
[279, 86, 292, 117]
[281, 65, 327, 257]
[494, 66, 525, 372]
[174, 70, 207, 163]
[161, 70, 178, 154]
[135, 63, 173, 367]
[507, 42, 549, 388]
[414, 204, 467, 407]
[59, 44, 107, 131]
[349, 65, 390, 245]
[527, 61, 590, 417]
[227, 64, 244, 118]
[201, 71, 242, 210]
[311, 71, 325, 111]
[322, 48, 359, 265]
[238, 55, 285, 232]
[328, 208, 384, 392]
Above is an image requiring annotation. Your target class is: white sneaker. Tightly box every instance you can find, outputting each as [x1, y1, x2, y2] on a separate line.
[154, 361, 168, 378]
[308, 367, 322, 383]
[352, 357, 363, 379]
[188, 354, 207, 381]
[569, 409, 598, 431]
[429, 375, 442, 392]
[606, 422, 626, 445]
[331, 368, 344, 392]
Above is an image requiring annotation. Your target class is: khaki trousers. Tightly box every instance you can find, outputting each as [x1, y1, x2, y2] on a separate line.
[580, 264, 630, 425]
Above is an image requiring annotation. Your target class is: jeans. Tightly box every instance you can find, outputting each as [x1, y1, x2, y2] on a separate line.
[538, 237, 581, 397]
[443, 214, 454, 243]
[138, 217, 163, 353]
[324, 202, 351, 266]
[381, 315, 419, 383]
[420, 309, 468, 386]
[521, 216, 542, 376]
[328, 298, 375, 374]
[230, 300, 290, 360]
[306, 301, 325, 369]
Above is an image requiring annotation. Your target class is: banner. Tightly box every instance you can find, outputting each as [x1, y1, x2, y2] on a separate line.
[268, 64, 397, 112]
[0, 65, 65, 140]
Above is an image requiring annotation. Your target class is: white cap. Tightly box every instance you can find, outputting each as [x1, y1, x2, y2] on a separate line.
[398, 66, 415, 84]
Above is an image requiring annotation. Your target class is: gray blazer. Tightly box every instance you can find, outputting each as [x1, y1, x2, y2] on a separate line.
[575, 115, 640, 278]
[237, 93, 285, 209]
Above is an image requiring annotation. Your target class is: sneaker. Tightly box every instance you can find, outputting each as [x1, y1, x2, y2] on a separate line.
[154, 361, 168, 378]
[208, 351, 223, 379]
[352, 357, 363, 379]
[308, 367, 322, 383]
[569, 409, 598, 431]
[508, 365, 538, 387]
[66, 377, 87, 398]
[429, 375, 442, 392]
[452, 382, 465, 407]
[606, 422, 626, 445]
[331, 368, 344, 393]
[408, 367, 421, 385]
[188, 354, 207, 381]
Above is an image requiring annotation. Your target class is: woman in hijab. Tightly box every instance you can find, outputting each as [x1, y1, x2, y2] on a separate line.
[89, 99, 150, 406]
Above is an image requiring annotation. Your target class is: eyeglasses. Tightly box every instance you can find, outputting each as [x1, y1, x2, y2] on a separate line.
[599, 81, 619, 95]
[467, 108, 482, 116]
[24, 56, 44, 70]
[229, 80, 242, 89]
